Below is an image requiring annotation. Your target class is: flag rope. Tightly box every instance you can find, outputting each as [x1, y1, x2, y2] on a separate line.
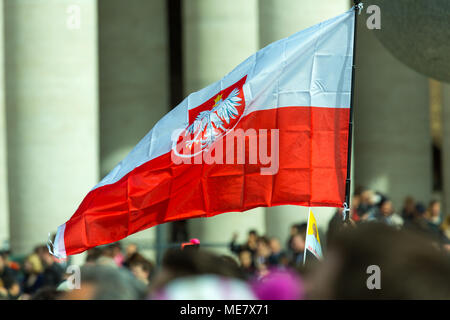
[343, 1, 361, 222]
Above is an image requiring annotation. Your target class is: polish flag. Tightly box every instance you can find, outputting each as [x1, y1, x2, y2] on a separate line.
[50, 8, 355, 258]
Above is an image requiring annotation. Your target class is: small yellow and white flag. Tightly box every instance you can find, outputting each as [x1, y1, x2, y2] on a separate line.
[303, 208, 323, 264]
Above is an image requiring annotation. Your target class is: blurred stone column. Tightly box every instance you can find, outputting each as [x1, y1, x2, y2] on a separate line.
[183, 0, 265, 253]
[354, 17, 432, 210]
[442, 83, 450, 216]
[5, 0, 99, 255]
[98, 0, 169, 260]
[0, 0, 9, 249]
[259, 0, 350, 244]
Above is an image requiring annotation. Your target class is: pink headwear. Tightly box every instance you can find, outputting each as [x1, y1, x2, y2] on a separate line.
[190, 238, 200, 245]
[250, 268, 305, 300]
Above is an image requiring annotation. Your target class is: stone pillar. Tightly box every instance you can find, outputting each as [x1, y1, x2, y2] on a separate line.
[98, 0, 169, 260]
[259, 0, 350, 244]
[354, 17, 432, 210]
[0, 0, 9, 250]
[5, 0, 99, 255]
[183, 0, 265, 253]
[442, 83, 450, 217]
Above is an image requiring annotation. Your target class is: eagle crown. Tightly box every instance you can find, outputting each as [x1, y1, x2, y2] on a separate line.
[184, 88, 242, 150]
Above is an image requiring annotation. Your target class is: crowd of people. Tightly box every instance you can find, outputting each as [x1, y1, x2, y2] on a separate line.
[1, 187, 450, 300]
[338, 187, 450, 247]
[0, 245, 65, 300]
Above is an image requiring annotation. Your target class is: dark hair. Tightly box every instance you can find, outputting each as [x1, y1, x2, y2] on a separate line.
[354, 185, 367, 196]
[160, 248, 245, 284]
[78, 265, 148, 299]
[296, 223, 307, 239]
[257, 236, 270, 245]
[34, 245, 48, 255]
[321, 223, 450, 299]
[85, 247, 103, 263]
[377, 196, 390, 208]
[415, 202, 426, 216]
[31, 287, 62, 300]
[128, 254, 154, 276]
[428, 200, 440, 209]
[219, 255, 242, 274]
[110, 242, 122, 250]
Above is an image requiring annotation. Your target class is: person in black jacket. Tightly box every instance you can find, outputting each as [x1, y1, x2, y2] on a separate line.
[36, 245, 64, 288]
[0, 251, 20, 299]
[229, 230, 258, 259]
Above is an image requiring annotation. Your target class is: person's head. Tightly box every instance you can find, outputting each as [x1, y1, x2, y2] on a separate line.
[269, 237, 282, 254]
[414, 202, 426, 217]
[360, 188, 374, 204]
[36, 245, 54, 267]
[351, 194, 361, 210]
[124, 252, 147, 267]
[152, 248, 245, 292]
[24, 254, 44, 275]
[238, 250, 253, 269]
[130, 259, 153, 285]
[31, 287, 62, 300]
[153, 274, 256, 300]
[427, 200, 441, 218]
[403, 196, 415, 212]
[0, 252, 5, 272]
[306, 223, 450, 299]
[111, 242, 122, 256]
[290, 223, 307, 251]
[0, 250, 10, 261]
[125, 243, 138, 258]
[95, 248, 118, 268]
[60, 265, 148, 300]
[291, 234, 305, 253]
[290, 223, 304, 236]
[379, 199, 393, 217]
[256, 236, 271, 258]
[162, 248, 244, 279]
[85, 247, 102, 265]
[219, 255, 243, 278]
[248, 230, 258, 243]
[100, 245, 115, 258]
[290, 225, 299, 236]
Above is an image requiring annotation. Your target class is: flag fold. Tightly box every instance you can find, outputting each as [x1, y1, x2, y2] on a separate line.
[51, 8, 355, 258]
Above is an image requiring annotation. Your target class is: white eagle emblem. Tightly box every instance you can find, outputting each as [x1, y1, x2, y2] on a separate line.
[184, 88, 242, 150]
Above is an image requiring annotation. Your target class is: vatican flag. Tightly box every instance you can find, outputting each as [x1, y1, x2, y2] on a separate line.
[303, 209, 323, 264]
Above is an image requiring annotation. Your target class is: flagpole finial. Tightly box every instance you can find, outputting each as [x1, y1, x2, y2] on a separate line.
[354, 1, 364, 15]
[47, 232, 56, 256]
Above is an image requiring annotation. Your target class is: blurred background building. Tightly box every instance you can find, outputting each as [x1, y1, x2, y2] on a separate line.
[0, 0, 447, 262]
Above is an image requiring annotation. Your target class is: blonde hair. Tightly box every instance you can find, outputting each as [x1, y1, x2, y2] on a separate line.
[441, 215, 450, 232]
[26, 254, 43, 274]
[425, 200, 440, 219]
